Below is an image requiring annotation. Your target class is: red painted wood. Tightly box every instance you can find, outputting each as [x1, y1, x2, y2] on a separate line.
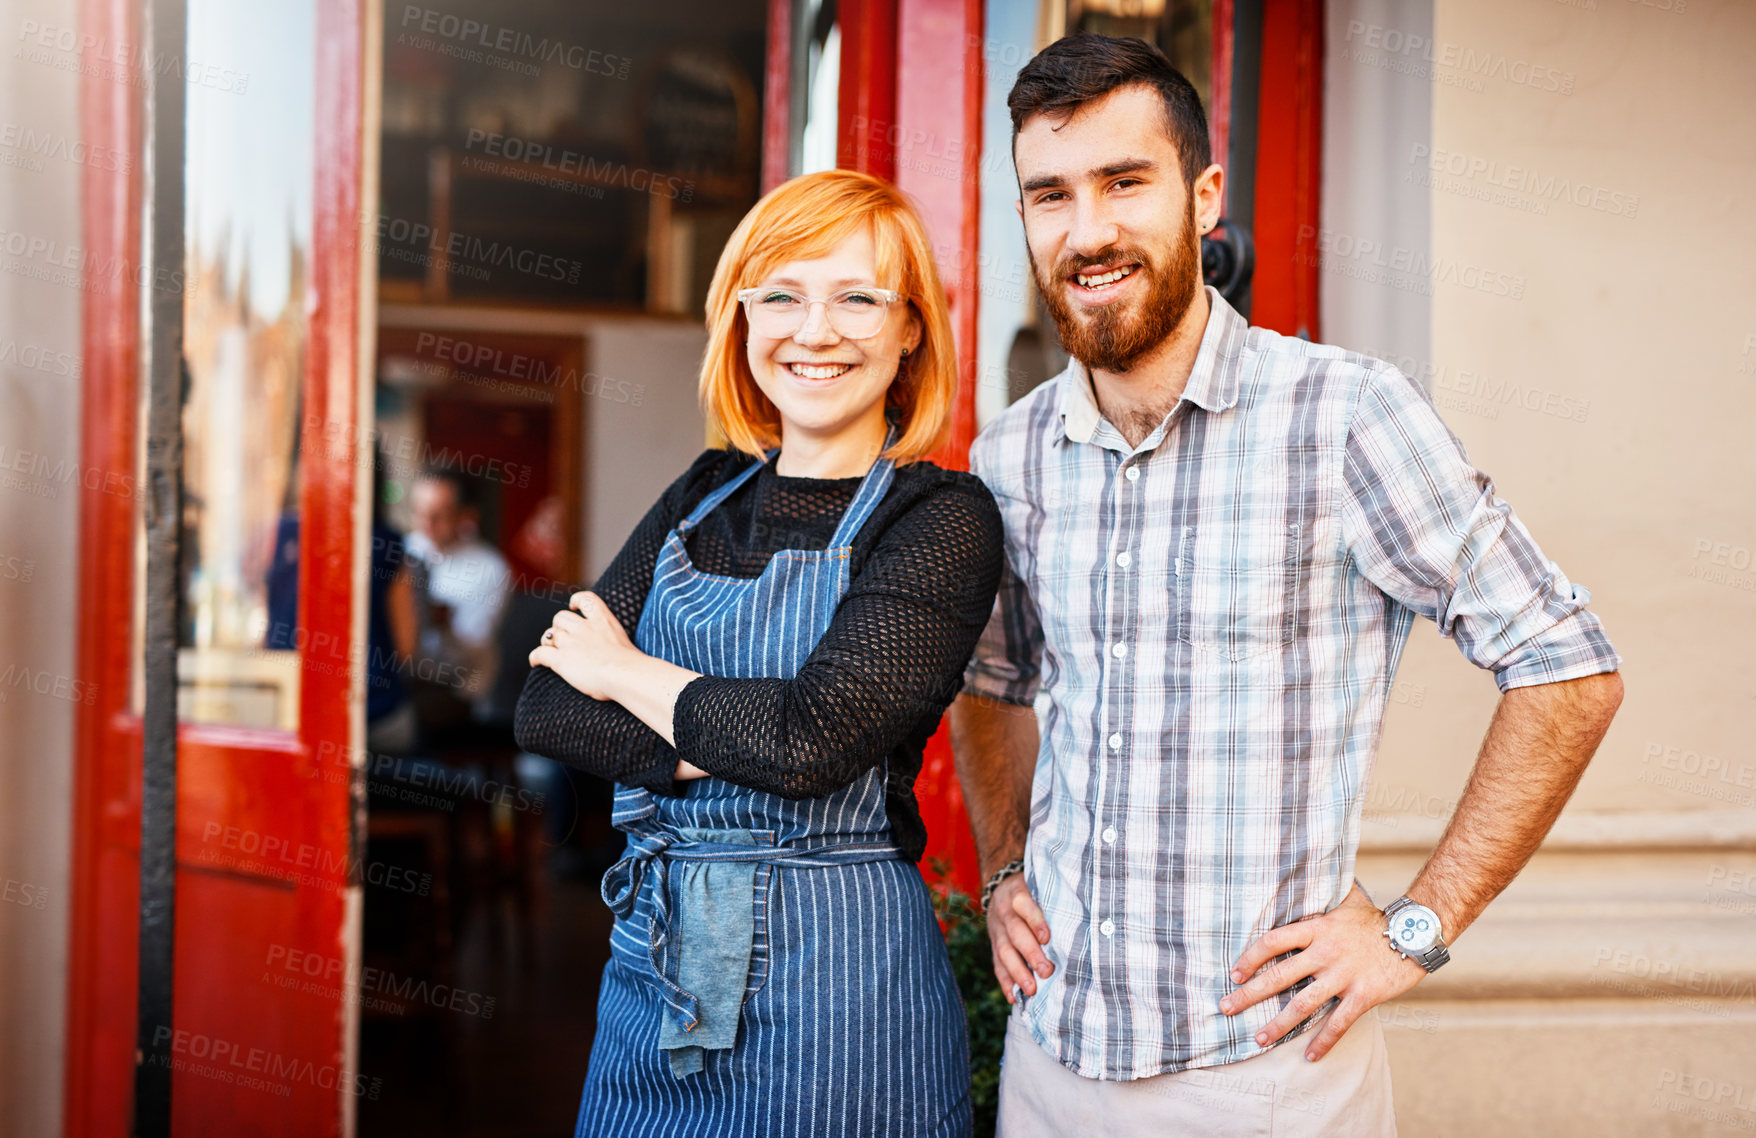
[68, 1, 367, 1133]
[762, 0, 792, 193]
[836, 0, 898, 180]
[1210, 0, 1234, 177]
[1250, 0, 1323, 339]
[66, 0, 144, 1132]
[890, 0, 985, 900]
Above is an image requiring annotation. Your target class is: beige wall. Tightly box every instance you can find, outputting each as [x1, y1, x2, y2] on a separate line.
[0, 0, 81, 1134]
[1326, 0, 1756, 1133]
[583, 321, 709, 582]
[1422, 0, 1756, 809]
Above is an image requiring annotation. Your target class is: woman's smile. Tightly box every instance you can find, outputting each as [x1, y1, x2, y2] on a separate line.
[780, 359, 860, 383]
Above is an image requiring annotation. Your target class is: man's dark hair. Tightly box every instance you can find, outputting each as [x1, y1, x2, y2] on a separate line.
[1008, 34, 1212, 188]
[418, 466, 478, 512]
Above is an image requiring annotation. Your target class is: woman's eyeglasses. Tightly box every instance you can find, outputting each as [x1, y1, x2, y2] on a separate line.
[737, 286, 903, 341]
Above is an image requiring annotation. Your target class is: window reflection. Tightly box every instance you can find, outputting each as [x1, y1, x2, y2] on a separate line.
[174, 0, 316, 729]
[1068, 0, 1212, 109]
[796, 1, 840, 175]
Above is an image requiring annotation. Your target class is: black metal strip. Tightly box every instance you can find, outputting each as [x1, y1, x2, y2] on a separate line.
[1227, 0, 1263, 320]
[134, 0, 187, 1133]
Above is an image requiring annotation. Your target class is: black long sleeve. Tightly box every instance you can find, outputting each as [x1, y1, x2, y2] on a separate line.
[512, 451, 728, 795]
[512, 446, 1004, 861]
[673, 476, 1002, 796]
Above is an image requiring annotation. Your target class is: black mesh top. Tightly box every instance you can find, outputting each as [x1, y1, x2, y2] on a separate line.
[512, 446, 1005, 862]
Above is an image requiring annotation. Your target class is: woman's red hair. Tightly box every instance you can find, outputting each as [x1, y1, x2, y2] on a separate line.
[699, 169, 956, 463]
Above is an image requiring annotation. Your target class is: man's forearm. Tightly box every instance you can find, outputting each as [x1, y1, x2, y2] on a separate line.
[949, 692, 1040, 878]
[1408, 670, 1624, 939]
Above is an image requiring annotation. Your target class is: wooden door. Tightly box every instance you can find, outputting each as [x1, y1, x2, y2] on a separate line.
[66, 0, 374, 1134]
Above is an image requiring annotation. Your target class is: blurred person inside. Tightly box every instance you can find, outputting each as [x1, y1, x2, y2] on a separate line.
[405, 467, 511, 727]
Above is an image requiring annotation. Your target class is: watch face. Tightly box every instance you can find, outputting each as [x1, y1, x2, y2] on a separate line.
[1392, 906, 1440, 953]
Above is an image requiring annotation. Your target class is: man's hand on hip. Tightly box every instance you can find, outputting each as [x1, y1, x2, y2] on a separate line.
[987, 873, 1053, 1003]
[1218, 883, 1426, 1061]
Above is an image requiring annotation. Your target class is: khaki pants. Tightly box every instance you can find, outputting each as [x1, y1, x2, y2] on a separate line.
[996, 1006, 1397, 1137]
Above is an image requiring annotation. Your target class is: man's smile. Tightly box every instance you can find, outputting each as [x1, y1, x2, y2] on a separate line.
[1069, 261, 1142, 305]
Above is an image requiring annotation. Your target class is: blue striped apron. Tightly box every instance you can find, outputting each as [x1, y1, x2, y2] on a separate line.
[576, 439, 973, 1138]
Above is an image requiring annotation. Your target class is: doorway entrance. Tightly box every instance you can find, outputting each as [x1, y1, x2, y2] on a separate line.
[67, 1, 1318, 1134]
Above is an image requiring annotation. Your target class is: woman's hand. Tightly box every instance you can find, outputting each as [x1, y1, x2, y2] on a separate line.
[529, 591, 703, 750]
[528, 591, 638, 702]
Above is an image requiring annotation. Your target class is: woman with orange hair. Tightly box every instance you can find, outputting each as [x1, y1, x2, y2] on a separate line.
[515, 169, 1000, 1137]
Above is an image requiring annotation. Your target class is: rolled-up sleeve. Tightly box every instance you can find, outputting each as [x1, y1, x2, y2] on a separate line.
[962, 560, 1044, 706]
[1340, 366, 1621, 691]
[961, 435, 1045, 706]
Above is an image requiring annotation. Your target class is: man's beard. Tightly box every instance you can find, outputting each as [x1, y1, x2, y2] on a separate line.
[1030, 200, 1201, 373]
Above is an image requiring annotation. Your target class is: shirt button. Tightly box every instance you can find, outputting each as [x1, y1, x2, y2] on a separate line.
[1100, 919, 1115, 936]
[1111, 642, 1127, 659]
[1107, 732, 1122, 750]
[1124, 466, 1140, 482]
[1115, 551, 1132, 568]
[1102, 826, 1117, 844]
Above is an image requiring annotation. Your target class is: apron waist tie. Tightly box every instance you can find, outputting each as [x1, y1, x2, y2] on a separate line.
[602, 826, 904, 1078]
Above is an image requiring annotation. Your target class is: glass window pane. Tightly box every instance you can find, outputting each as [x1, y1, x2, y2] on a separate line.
[175, 0, 317, 729]
[798, 21, 840, 175]
[1067, 0, 1213, 110]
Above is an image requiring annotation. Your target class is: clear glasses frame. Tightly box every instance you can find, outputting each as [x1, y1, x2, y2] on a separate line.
[736, 285, 904, 340]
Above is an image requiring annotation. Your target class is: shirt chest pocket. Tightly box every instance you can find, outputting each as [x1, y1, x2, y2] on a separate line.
[1175, 523, 1301, 663]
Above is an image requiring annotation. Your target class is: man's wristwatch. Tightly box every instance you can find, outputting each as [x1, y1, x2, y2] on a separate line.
[1382, 896, 1450, 973]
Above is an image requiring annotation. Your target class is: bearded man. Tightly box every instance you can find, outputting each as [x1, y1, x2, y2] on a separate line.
[950, 33, 1624, 1136]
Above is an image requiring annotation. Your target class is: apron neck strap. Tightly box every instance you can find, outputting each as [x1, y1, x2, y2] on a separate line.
[677, 423, 900, 542]
[825, 424, 899, 549]
[677, 456, 764, 532]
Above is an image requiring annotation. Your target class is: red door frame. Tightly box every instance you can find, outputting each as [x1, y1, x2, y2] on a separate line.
[887, 0, 986, 898]
[67, 0, 368, 1134]
[65, 1, 144, 1130]
[1252, 0, 1323, 340]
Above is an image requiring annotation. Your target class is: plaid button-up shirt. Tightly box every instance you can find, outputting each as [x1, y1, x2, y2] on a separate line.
[964, 289, 1620, 1080]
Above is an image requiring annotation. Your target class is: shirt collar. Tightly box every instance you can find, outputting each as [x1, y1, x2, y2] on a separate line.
[1055, 286, 1248, 447]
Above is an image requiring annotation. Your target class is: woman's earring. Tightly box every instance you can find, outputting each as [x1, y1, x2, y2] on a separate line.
[901, 347, 910, 357]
